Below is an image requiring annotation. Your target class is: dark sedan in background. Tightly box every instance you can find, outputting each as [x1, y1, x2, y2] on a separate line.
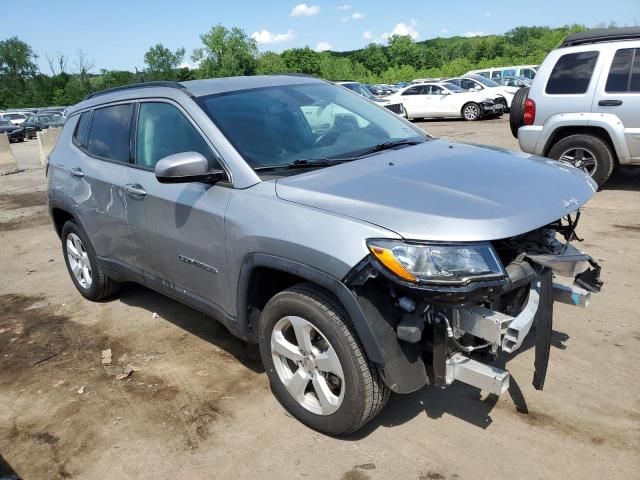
[0, 119, 25, 142]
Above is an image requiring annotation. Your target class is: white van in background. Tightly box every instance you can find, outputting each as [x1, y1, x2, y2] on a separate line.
[468, 65, 538, 80]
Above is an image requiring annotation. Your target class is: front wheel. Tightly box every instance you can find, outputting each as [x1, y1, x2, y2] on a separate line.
[462, 102, 481, 121]
[259, 283, 389, 436]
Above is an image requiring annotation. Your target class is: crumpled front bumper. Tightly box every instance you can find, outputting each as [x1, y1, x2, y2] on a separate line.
[442, 248, 602, 396]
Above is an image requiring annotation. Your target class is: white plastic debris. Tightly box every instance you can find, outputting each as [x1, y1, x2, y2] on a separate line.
[152, 312, 160, 319]
[77, 386, 85, 395]
[101, 349, 112, 365]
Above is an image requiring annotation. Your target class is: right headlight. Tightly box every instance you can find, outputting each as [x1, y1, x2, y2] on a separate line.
[367, 239, 505, 285]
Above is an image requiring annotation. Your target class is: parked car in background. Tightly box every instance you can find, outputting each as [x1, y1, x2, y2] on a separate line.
[337, 81, 407, 117]
[494, 76, 532, 88]
[35, 113, 65, 128]
[0, 119, 26, 142]
[512, 27, 640, 187]
[0, 113, 28, 125]
[387, 82, 503, 121]
[22, 114, 45, 139]
[363, 84, 384, 96]
[467, 65, 538, 80]
[445, 74, 519, 110]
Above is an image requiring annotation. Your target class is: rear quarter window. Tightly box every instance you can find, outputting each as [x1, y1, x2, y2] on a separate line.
[545, 51, 599, 94]
[73, 111, 91, 148]
[86, 104, 133, 162]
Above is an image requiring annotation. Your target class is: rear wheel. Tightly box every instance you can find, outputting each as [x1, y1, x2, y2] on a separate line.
[61, 221, 120, 301]
[259, 283, 389, 436]
[462, 102, 481, 121]
[547, 134, 615, 187]
[509, 87, 530, 137]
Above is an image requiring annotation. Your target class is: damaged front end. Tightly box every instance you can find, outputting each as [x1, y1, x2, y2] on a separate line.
[345, 212, 602, 396]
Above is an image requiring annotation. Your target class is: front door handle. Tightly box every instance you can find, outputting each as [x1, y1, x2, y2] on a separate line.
[124, 183, 147, 198]
[70, 167, 84, 178]
[598, 99, 623, 107]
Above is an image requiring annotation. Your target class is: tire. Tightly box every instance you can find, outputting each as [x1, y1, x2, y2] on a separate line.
[259, 283, 390, 436]
[462, 102, 481, 121]
[548, 134, 615, 187]
[509, 87, 530, 138]
[61, 220, 120, 301]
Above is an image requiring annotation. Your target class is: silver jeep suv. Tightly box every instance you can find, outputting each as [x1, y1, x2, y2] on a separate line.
[513, 27, 640, 186]
[47, 75, 602, 435]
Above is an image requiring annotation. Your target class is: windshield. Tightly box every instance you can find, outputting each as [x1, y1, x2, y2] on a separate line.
[4, 114, 26, 120]
[466, 74, 500, 88]
[198, 82, 427, 169]
[340, 82, 375, 99]
[440, 83, 465, 93]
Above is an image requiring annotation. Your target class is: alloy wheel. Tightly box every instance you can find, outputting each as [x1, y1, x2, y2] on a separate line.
[559, 148, 597, 177]
[270, 315, 345, 415]
[66, 232, 92, 289]
[464, 104, 480, 120]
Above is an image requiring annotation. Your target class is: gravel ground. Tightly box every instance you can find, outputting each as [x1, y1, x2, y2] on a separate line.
[1, 117, 639, 480]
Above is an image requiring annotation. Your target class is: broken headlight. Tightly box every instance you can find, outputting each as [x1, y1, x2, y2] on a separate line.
[367, 239, 505, 284]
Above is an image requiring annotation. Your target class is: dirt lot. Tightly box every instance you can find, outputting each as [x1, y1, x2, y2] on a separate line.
[1, 117, 639, 480]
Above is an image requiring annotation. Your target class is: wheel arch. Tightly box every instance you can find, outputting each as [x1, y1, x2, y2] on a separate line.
[236, 253, 385, 365]
[49, 200, 81, 238]
[543, 125, 618, 163]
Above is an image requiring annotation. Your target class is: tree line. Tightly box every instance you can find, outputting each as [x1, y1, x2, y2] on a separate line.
[0, 23, 589, 109]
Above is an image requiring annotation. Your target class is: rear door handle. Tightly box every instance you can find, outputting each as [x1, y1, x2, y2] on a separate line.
[598, 99, 623, 107]
[124, 183, 147, 198]
[70, 167, 84, 178]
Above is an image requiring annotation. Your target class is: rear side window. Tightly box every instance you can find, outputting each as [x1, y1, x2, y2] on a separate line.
[73, 112, 91, 148]
[545, 51, 599, 94]
[87, 104, 133, 162]
[402, 86, 422, 95]
[605, 48, 640, 93]
[135, 102, 218, 170]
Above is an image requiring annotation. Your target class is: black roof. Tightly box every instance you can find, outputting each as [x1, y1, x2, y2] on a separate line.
[83, 81, 194, 101]
[561, 27, 640, 47]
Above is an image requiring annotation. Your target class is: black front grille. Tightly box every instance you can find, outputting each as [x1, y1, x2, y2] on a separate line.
[384, 103, 402, 114]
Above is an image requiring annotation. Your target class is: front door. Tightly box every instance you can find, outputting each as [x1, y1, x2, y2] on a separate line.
[123, 101, 232, 310]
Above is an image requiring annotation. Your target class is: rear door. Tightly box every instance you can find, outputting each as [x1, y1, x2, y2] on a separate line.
[67, 104, 136, 266]
[592, 44, 640, 161]
[122, 100, 232, 309]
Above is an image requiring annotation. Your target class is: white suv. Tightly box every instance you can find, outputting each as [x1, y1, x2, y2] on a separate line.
[513, 27, 640, 186]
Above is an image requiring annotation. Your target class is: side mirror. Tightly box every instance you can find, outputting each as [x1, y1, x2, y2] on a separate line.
[155, 151, 226, 184]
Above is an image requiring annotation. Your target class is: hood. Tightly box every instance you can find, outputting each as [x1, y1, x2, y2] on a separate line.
[0, 125, 20, 133]
[275, 140, 596, 242]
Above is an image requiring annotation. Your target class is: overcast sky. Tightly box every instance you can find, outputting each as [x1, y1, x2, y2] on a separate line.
[3, 0, 638, 72]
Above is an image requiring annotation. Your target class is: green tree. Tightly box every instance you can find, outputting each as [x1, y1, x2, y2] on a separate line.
[281, 47, 322, 76]
[387, 35, 421, 67]
[256, 51, 288, 74]
[193, 25, 258, 78]
[352, 43, 389, 75]
[0, 36, 38, 80]
[143, 43, 186, 80]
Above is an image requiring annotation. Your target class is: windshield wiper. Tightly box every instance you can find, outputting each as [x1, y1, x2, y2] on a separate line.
[353, 139, 426, 158]
[254, 158, 347, 172]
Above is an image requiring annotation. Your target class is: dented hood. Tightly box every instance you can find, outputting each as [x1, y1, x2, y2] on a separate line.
[275, 140, 596, 241]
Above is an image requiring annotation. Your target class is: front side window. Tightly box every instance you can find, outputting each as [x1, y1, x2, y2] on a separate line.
[546, 51, 599, 94]
[87, 104, 133, 162]
[198, 82, 427, 169]
[605, 48, 640, 93]
[135, 102, 217, 170]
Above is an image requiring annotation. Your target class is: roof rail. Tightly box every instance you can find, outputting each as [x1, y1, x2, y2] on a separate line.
[561, 27, 640, 47]
[83, 81, 194, 101]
